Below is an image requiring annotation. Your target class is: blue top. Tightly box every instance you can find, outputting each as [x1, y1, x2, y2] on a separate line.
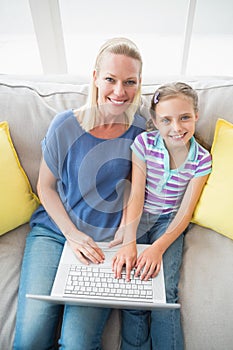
[30, 109, 146, 241]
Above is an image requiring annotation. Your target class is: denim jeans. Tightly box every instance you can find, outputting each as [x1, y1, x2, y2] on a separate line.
[121, 212, 185, 350]
[13, 225, 112, 350]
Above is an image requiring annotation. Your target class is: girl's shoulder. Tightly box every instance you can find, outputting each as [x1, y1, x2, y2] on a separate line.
[135, 129, 159, 141]
[193, 137, 211, 157]
[133, 130, 160, 152]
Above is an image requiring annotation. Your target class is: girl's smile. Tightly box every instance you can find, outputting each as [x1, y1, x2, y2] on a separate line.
[154, 96, 198, 151]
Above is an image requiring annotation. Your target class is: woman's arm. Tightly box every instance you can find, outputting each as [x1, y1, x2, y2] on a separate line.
[109, 174, 131, 247]
[37, 158, 105, 264]
[112, 152, 146, 280]
[136, 174, 209, 280]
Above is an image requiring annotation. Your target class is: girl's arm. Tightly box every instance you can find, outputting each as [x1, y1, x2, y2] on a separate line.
[136, 174, 209, 280]
[37, 158, 105, 265]
[112, 153, 146, 281]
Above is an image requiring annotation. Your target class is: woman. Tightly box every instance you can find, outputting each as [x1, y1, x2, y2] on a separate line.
[13, 37, 145, 349]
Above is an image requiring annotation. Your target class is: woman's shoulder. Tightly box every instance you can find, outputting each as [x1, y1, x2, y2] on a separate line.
[51, 109, 76, 127]
[133, 114, 147, 130]
[45, 109, 82, 141]
[48, 109, 81, 133]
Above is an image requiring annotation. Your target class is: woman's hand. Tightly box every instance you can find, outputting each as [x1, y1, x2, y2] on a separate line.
[108, 226, 125, 248]
[67, 231, 105, 265]
[135, 244, 162, 281]
[112, 241, 137, 282]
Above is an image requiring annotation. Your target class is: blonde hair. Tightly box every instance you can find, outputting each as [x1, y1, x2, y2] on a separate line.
[78, 37, 143, 131]
[147, 82, 198, 130]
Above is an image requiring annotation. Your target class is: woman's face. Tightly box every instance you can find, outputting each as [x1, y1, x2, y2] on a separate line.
[94, 53, 141, 117]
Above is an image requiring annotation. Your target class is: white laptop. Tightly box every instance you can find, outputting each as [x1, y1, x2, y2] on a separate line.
[27, 241, 180, 310]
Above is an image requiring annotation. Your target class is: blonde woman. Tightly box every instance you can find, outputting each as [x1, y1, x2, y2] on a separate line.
[14, 37, 145, 350]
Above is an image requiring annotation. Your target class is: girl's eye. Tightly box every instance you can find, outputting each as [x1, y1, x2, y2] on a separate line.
[161, 118, 170, 124]
[181, 115, 190, 121]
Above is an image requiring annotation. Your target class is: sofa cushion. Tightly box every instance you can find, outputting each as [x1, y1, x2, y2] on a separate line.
[0, 121, 40, 235]
[192, 118, 233, 240]
[179, 224, 233, 349]
[0, 224, 29, 348]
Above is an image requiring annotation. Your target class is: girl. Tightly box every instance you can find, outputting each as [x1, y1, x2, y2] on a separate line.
[112, 82, 212, 349]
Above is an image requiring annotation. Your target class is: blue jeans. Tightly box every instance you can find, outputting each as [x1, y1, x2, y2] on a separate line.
[13, 225, 112, 350]
[121, 212, 185, 350]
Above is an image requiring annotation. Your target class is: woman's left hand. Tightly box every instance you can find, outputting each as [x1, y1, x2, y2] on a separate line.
[135, 245, 162, 281]
[108, 226, 125, 248]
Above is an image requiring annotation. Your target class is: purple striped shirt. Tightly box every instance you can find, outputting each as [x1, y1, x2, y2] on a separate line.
[131, 131, 212, 215]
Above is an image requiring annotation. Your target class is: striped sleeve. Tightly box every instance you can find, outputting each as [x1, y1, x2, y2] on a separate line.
[130, 132, 147, 161]
[194, 145, 212, 177]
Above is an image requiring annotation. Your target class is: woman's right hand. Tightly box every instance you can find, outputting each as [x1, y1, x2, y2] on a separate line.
[66, 231, 105, 265]
[37, 159, 105, 265]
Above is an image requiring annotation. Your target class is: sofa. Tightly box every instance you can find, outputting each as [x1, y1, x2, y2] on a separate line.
[0, 74, 233, 350]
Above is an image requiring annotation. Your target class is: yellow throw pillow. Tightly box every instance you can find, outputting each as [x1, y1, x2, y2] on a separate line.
[0, 121, 40, 235]
[192, 118, 233, 240]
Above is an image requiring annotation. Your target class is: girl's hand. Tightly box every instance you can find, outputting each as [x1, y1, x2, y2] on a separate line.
[67, 231, 105, 265]
[135, 245, 162, 281]
[112, 241, 137, 282]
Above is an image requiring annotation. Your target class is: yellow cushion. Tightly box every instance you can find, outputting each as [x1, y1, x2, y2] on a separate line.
[192, 118, 233, 240]
[0, 121, 40, 235]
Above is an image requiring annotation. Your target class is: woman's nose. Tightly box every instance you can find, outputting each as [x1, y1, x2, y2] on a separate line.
[114, 82, 125, 96]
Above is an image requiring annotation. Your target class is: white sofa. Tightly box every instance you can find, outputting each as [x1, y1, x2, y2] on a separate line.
[0, 74, 233, 350]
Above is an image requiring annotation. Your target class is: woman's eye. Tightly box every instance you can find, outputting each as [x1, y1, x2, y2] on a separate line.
[125, 80, 137, 86]
[105, 77, 114, 83]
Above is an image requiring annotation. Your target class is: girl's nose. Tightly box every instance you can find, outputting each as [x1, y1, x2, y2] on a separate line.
[172, 120, 182, 132]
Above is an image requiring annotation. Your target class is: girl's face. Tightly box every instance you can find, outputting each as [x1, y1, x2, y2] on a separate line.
[153, 96, 198, 151]
[93, 53, 141, 117]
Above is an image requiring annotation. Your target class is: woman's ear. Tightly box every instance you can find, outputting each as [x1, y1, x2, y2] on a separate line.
[93, 69, 98, 87]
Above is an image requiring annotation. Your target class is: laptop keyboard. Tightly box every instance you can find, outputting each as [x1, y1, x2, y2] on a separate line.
[64, 265, 154, 301]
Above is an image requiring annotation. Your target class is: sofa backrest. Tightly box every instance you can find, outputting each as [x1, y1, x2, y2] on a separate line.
[1, 75, 233, 193]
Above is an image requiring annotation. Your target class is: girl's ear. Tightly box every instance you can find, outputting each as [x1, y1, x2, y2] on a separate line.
[146, 118, 156, 131]
[195, 112, 199, 122]
[149, 108, 158, 129]
[152, 118, 158, 129]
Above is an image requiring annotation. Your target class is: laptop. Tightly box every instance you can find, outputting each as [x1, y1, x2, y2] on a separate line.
[27, 241, 180, 310]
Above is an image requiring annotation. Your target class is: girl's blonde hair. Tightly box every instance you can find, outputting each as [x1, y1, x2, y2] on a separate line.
[78, 37, 143, 131]
[147, 82, 199, 130]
